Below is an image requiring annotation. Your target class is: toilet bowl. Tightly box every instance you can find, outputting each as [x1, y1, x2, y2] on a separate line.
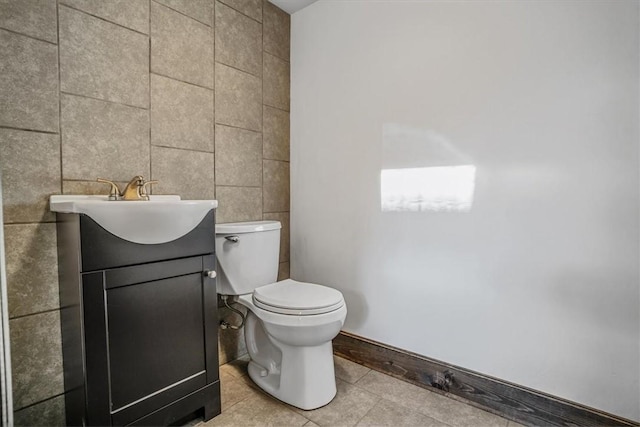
[215, 221, 347, 410]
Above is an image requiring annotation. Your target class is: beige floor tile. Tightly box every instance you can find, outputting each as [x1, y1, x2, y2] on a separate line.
[303, 421, 320, 427]
[220, 355, 250, 379]
[355, 371, 507, 427]
[334, 356, 370, 385]
[182, 416, 204, 427]
[506, 421, 528, 427]
[203, 392, 308, 427]
[424, 396, 508, 427]
[356, 397, 450, 427]
[220, 375, 256, 411]
[295, 379, 379, 427]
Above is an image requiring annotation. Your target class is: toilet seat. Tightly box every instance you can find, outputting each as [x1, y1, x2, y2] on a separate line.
[253, 279, 345, 316]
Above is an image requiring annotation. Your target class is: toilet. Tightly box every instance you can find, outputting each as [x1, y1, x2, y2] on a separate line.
[215, 220, 347, 410]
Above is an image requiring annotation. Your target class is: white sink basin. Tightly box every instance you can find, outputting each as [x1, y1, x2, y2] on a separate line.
[50, 195, 217, 244]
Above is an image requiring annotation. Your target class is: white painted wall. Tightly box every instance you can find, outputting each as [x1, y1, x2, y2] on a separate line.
[291, 0, 639, 421]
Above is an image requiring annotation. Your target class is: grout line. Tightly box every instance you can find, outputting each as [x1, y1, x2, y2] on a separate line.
[215, 184, 262, 189]
[9, 307, 61, 321]
[263, 158, 289, 165]
[150, 144, 214, 154]
[13, 392, 66, 413]
[263, 210, 290, 215]
[60, 91, 149, 111]
[215, 60, 262, 80]
[57, 0, 63, 193]
[150, 0, 212, 29]
[150, 71, 214, 91]
[263, 47, 290, 64]
[215, 123, 261, 134]
[263, 100, 290, 113]
[62, 178, 126, 183]
[263, 51, 289, 65]
[263, 103, 290, 114]
[218, 0, 263, 26]
[261, 0, 265, 218]
[352, 394, 382, 426]
[352, 369, 373, 388]
[0, 27, 57, 46]
[213, 0, 217, 197]
[149, 0, 153, 185]
[58, 3, 149, 37]
[263, 155, 290, 162]
[0, 126, 58, 135]
[213, 118, 261, 133]
[3, 221, 57, 226]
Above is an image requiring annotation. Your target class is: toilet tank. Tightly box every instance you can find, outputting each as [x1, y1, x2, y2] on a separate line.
[215, 220, 281, 295]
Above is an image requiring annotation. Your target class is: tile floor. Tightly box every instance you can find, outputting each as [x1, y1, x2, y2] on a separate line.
[191, 356, 526, 427]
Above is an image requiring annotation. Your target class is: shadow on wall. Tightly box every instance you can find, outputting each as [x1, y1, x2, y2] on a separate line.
[218, 304, 248, 365]
[340, 289, 368, 330]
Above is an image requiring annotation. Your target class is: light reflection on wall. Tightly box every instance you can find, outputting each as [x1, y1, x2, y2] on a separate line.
[381, 165, 476, 212]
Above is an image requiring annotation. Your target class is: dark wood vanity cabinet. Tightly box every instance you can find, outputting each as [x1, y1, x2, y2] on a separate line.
[57, 211, 221, 426]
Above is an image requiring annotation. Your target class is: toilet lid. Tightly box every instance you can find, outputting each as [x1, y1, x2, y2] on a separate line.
[253, 279, 345, 315]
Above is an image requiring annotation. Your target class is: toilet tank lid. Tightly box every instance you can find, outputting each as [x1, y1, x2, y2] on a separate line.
[216, 220, 281, 234]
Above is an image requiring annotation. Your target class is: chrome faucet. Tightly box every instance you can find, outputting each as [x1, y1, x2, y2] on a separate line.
[97, 176, 158, 201]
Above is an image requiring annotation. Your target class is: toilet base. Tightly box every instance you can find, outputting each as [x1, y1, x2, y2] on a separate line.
[247, 340, 337, 410]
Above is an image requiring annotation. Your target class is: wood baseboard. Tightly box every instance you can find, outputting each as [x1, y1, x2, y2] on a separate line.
[333, 331, 639, 427]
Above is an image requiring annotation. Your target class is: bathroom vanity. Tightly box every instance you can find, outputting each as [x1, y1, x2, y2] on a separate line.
[52, 195, 220, 426]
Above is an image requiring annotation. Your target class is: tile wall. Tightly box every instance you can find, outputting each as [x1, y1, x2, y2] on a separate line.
[0, 0, 290, 424]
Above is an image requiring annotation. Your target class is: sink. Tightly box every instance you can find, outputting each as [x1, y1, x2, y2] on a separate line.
[50, 195, 217, 244]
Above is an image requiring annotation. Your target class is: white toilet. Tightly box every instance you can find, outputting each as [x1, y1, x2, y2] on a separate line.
[215, 220, 347, 410]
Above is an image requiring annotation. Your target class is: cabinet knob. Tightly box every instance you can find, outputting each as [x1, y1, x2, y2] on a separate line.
[205, 270, 217, 279]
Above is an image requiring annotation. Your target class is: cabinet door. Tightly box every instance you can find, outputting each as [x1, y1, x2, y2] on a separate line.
[82, 255, 218, 425]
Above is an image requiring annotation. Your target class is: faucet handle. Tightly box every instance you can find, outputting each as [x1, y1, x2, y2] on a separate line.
[139, 180, 158, 200]
[96, 178, 121, 200]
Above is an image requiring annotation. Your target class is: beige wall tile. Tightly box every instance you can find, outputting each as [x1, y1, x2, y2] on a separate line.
[5, 224, 59, 318]
[263, 160, 289, 212]
[215, 125, 262, 187]
[263, 0, 289, 61]
[218, 305, 248, 365]
[151, 74, 214, 152]
[1, 0, 291, 413]
[0, 129, 60, 223]
[215, 2, 262, 76]
[63, 180, 130, 195]
[218, 0, 262, 22]
[277, 261, 289, 281]
[14, 394, 66, 427]
[10, 311, 64, 409]
[61, 94, 150, 181]
[60, 0, 149, 34]
[0, 30, 59, 132]
[215, 63, 262, 131]
[151, 146, 215, 200]
[151, 2, 214, 88]
[59, 6, 149, 108]
[154, 0, 214, 27]
[263, 105, 289, 161]
[215, 186, 262, 223]
[263, 212, 288, 263]
[263, 53, 289, 111]
[0, 0, 57, 43]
